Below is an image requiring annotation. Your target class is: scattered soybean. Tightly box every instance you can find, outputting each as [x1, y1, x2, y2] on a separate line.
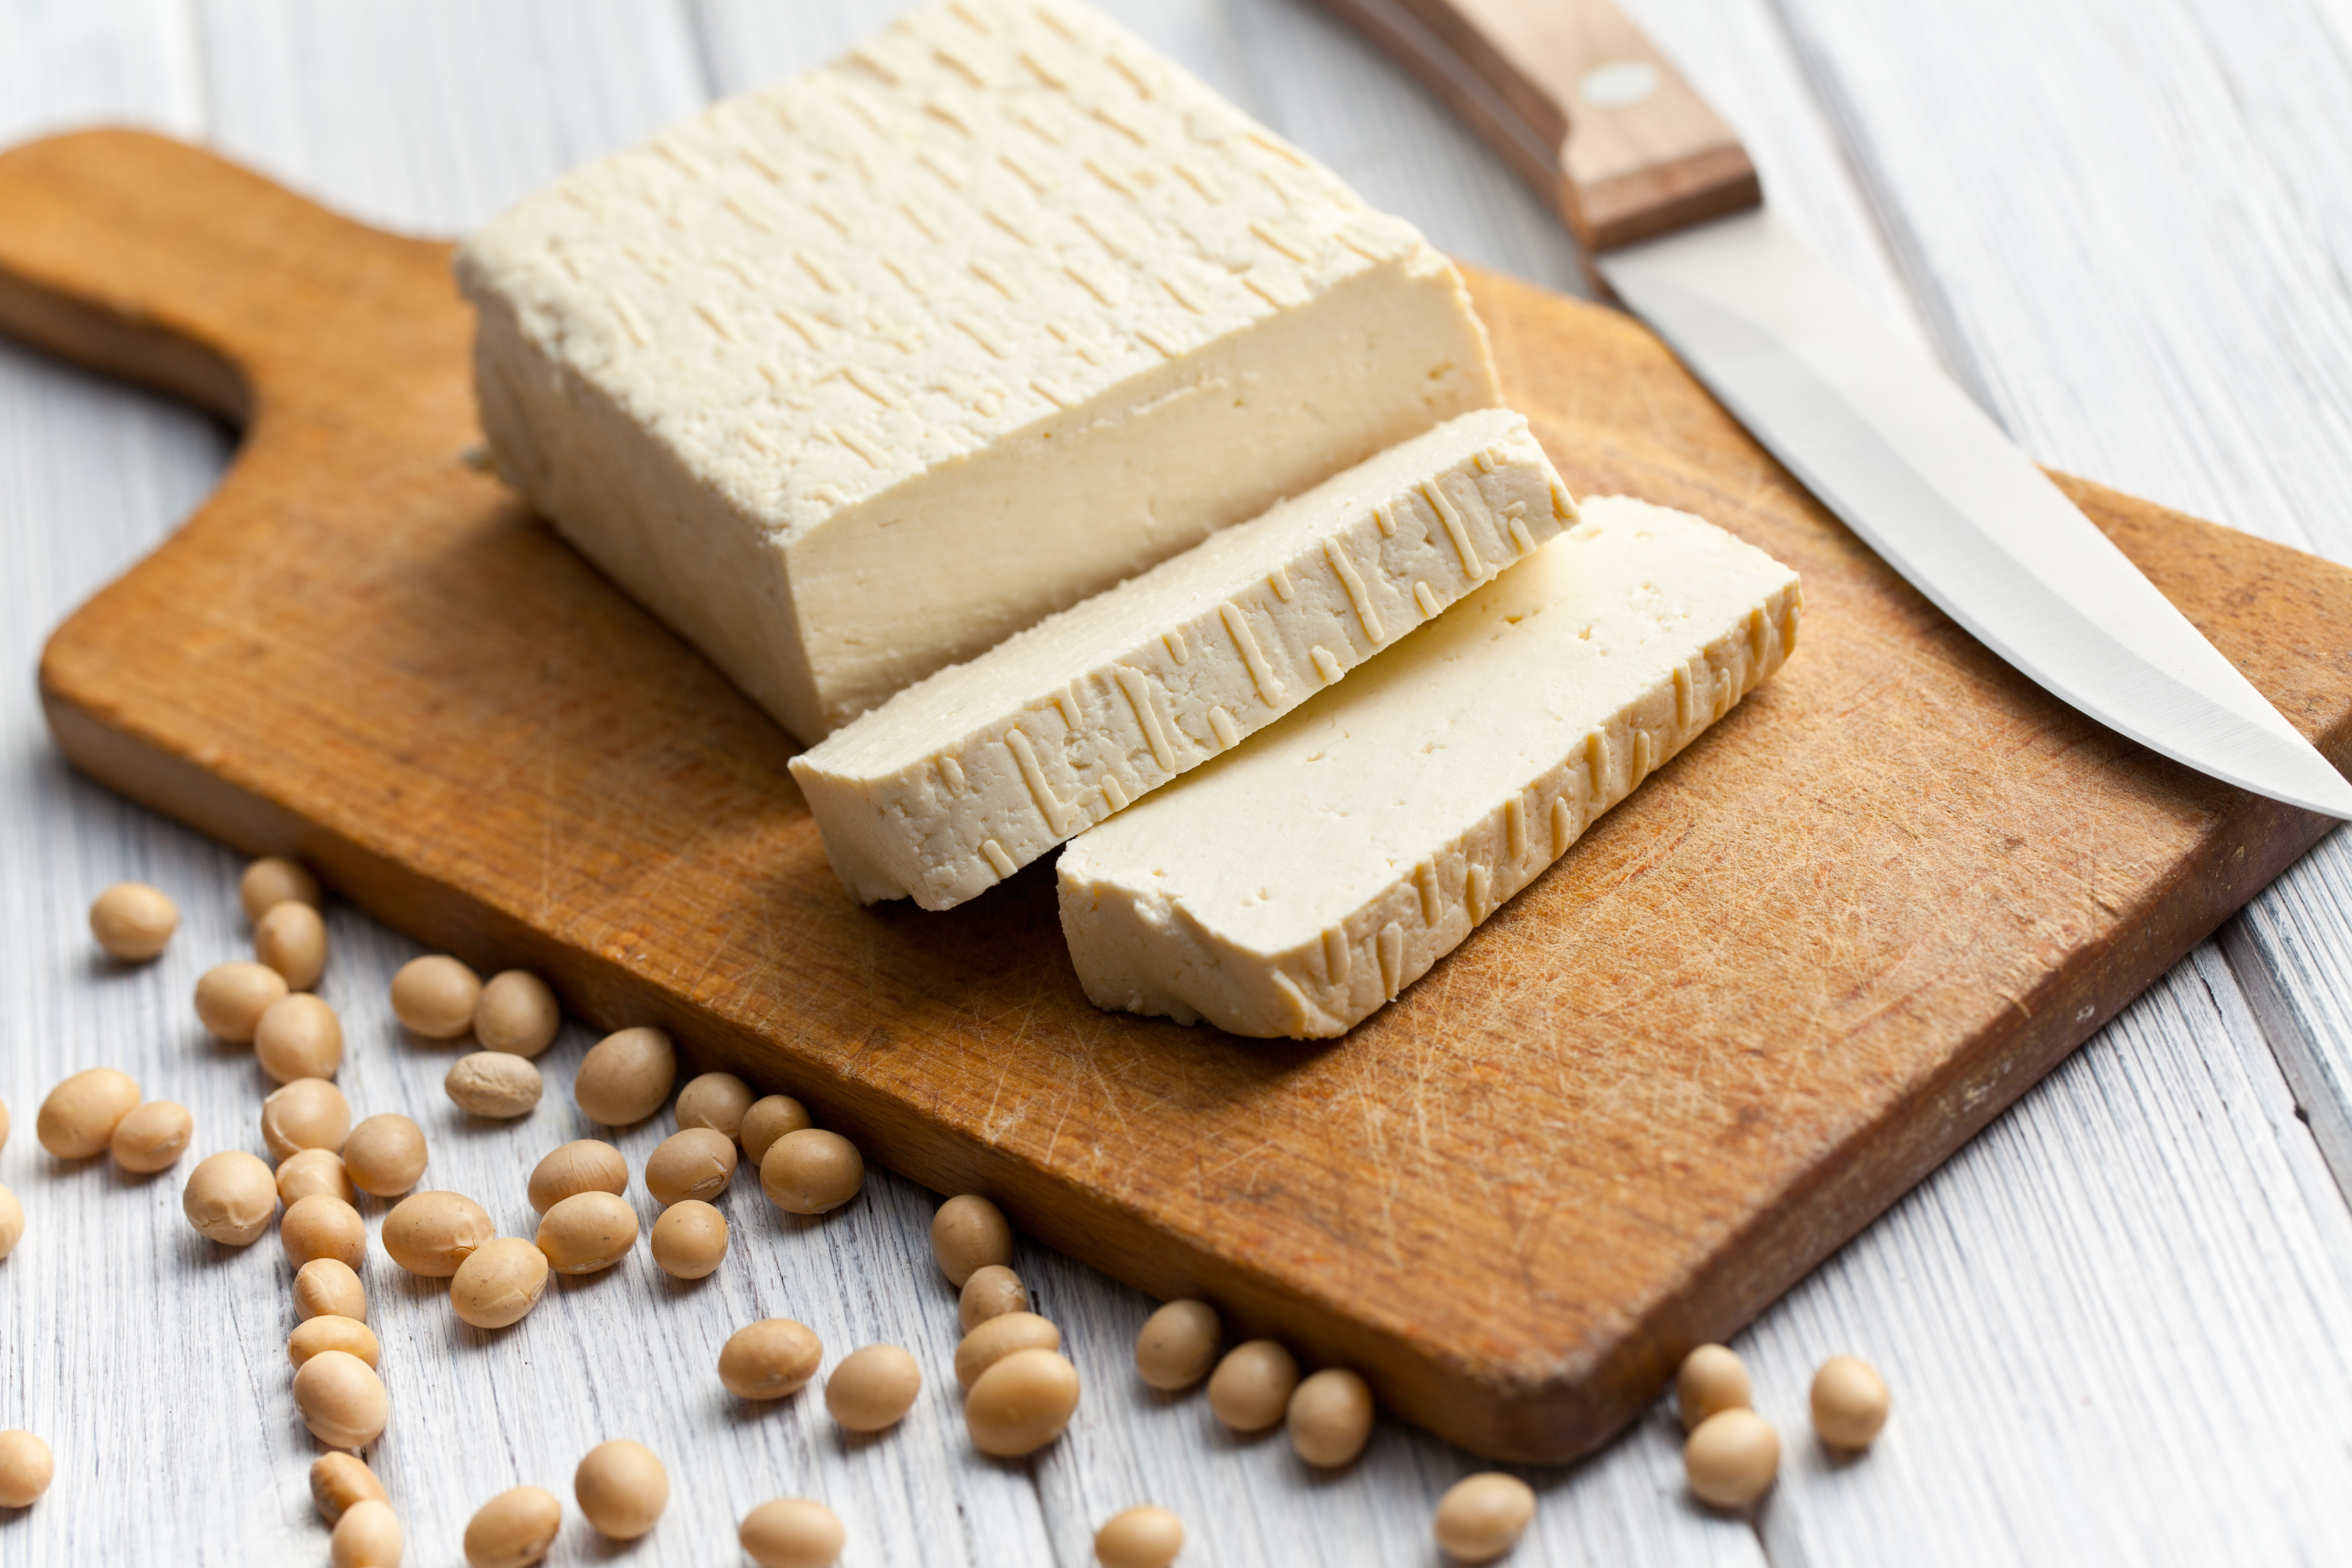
[255, 994, 344, 1084]
[451, 1236, 551, 1329]
[382, 1190, 494, 1277]
[527, 1140, 627, 1214]
[183, 1150, 279, 1246]
[573, 1026, 676, 1126]
[964, 1347, 1081, 1457]
[825, 1344, 921, 1432]
[294, 1258, 368, 1322]
[575, 1438, 668, 1540]
[281, 1193, 366, 1270]
[254, 899, 327, 990]
[739, 1095, 811, 1166]
[1810, 1355, 1891, 1451]
[89, 882, 177, 962]
[1432, 1473, 1536, 1564]
[342, 1114, 428, 1198]
[535, 1190, 638, 1274]
[329, 1497, 403, 1568]
[1684, 1408, 1780, 1509]
[954, 1311, 1061, 1390]
[675, 1071, 753, 1142]
[650, 1200, 728, 1279]
[739, 1498, 846, 1568]
[931, 1194, 1013, 1287]
[194, 961, 289, 1043]
[310, 1452, 388, 1524]
[108, 1099, 192, 1173]
[760, 1129, 863, 1215]
[260, 1077, 351, 1161]
[464, 1485, 562, 1568]
[445, 1052, 543, 1119]
[1093, 1506, 1184, 1568]
[1287, 1367, 1375, 1468]
[1134, 1300, 1222, 1392]
[389, 955, 482, 1040]
[36, 1067, 140, 1158]
[1676, 1344, 1751, 1431]
[0, 1430, 53, 1509]
[474, 970, 560, 1057]
[277, 1148, 358, 1206]
[0, 1185, 22, 1260]
[292, 1349, 389, 1449]
[718, 1319, 823, 1401]
[645, 1127, 735, 1206]
[289, 1314, 381, 1370]
[241, 856, 320, 921]
[959, 1264, 1027, 1333]
[1206, 1340, 1298, 1434]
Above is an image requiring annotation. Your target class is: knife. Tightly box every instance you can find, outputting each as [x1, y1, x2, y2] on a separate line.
[1315, 0, 2352, 819]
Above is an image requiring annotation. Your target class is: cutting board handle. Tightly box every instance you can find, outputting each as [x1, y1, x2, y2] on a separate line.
[0, 128, 459, 430]
[1315, 0, 1759, 251]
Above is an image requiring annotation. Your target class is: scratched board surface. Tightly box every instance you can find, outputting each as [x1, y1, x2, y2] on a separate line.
[5, 106, 2352, 1478]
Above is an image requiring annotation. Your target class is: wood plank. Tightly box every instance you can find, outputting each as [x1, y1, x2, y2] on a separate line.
[13, 123, 2352, 1471]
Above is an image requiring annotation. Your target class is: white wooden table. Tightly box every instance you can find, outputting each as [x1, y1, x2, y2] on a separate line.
[5, 1, 2352, 1562]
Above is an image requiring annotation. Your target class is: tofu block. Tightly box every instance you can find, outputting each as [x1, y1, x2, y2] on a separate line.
[792, 408, 1576, 908]
[1058, 499, 1803, 1037]
[454, 0, 1500, 744]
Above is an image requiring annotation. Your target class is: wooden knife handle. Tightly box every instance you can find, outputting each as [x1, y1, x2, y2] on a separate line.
[1314, 0, 1760, 252]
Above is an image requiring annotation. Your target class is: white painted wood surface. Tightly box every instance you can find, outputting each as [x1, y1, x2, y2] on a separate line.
[1, 0, 2350, 1563]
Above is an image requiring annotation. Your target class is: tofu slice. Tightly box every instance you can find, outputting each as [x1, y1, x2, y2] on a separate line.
[454, 0, 1499, 745]
[1057, 499, 1803, 1038]
[791, 408, 1576, 908]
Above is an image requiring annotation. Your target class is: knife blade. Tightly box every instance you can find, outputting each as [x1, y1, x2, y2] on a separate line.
[1317, 0, 2352, 818]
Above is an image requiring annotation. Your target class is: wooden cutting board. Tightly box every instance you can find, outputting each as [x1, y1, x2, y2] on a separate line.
[9, 129, 2351, 1464]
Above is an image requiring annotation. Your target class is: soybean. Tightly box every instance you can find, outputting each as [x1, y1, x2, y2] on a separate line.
[382, 1190, 494, 1277]
[959, 1264, 1027, 1333]
[739, 1095, 811, 1166]
[1433, 1473, 1536, 1564]
[281, 1193, 367, 1270]
[0, 1095, 9, 1154]
[194, 961, 289, 1043]
[254, 899, 327, 990]
[1093, 1506, 1184, 1568]
[675, 1071, 754, 1142]
[1810, 1355, 1891, 1450]
[183, 1150, 279, 1245]
[293, 1349, 389, 1448]
[0, 1185, 22, 1260]
[761, 1129, 863, 1215]
[575, 1438, 668, 1540]
[342, 1114, 428, 1198]
[1207, 1340, 1297, 1434]
[474, 970, 560, 1057]
[1677, 1344, 1751, 1431]
[241, 856, 320, 921]
[931, 1194, 1013, 1287]
[445, 1052, 543, 1119]
[0, 1430, 53, 1509]
[1684, 1408, 1779, 1508]
[330, 1497, 403, 1568]
[294, 1258, 368, 1322]
[964, 1347, 1081, 1457]
[36, 1067, 140, 1158]
[740, 1498, 846, 1568]
[289, 1314, 381, 1370]
[527, 1140, 627, 1214]
[311, 1451, 389, 1523]
[109, 1099, 192, 1173]
[650, 1200, 728, 1279]
[825, 1344, 921, 1432]
[1288, 1367, 1375, 1467]
[278, 1148, 358, 1206]
[261, 1077, 350, 1161]
[389, 955, 481, 1040]
[645, 1127, 735, 1206]
[90, 881, 177, 962]
[573, 1026, 676, 1125]
[718, 1318, 823, 1401]
[451, 1237, 550, 1329]
[1135, 1300, 1222, 1392]
[464, 1485, 562, 1568]
[255, 994, 344, 1083]
[954, 1311, 1061, 1390]
[535, 1190, 638, 1274]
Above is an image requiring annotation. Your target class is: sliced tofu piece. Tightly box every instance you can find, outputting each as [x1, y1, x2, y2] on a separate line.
[454, 0, 1499, 745]
[791, 408, 1576, 908]
[1057, 499, 1803, 1038]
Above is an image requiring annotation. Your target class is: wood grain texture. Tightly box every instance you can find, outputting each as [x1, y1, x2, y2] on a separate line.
[1311, 0, 1760, 249]
[9, 119, 2352, 1467]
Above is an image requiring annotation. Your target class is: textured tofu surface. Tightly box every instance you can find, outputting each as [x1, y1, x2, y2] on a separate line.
[455, 0, 1499, 742]
[791, 408, 1575, 908]
[1058, 499, 1804, 1038]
